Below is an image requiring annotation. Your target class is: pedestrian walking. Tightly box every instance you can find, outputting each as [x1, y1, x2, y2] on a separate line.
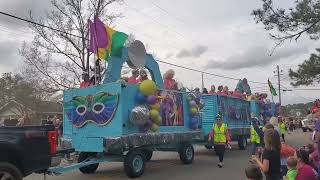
[278, 117, 286, 142]
[208, 114, 231, 168]
[252, 129, 281, 180]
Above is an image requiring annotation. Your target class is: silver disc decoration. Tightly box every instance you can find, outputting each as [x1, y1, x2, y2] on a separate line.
[130, 105, 150, 125]
[127, 40, 146, 69]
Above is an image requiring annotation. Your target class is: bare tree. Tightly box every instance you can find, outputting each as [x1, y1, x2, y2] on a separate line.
[20, 0, 122, 92]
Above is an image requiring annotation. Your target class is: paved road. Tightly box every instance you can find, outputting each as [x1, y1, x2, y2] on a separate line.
[26, 129, 311, 180]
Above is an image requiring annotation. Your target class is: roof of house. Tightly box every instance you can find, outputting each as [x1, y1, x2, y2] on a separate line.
[0, 100, 62, 114]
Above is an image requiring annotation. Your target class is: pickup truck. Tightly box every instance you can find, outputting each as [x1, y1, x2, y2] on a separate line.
[0, 125, 60, 180]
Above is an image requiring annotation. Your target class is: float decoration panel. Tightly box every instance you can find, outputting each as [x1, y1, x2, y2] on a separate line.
[64, 92, 119, 128]
[104, 131, 203, 153]
[159, 90, 184, 126]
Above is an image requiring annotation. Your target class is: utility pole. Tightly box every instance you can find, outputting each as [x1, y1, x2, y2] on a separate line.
[201, 73, 204, 91]
[276, 65, 282, 105]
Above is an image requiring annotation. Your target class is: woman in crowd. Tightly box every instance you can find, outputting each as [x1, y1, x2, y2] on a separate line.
[253, 129, 281, 180]
[295, 149, 318, 180]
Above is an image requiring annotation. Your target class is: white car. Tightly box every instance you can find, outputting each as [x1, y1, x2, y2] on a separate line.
[301, 118, 314, 132]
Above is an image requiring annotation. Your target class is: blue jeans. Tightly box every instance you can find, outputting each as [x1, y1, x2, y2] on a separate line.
[251, 142, 258, 155]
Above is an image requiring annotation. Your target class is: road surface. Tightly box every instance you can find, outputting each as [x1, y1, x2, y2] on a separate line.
[26, 129, 311, 180]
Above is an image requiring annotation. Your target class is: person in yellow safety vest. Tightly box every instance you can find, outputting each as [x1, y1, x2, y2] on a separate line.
[208, 114, 230, 168]
[250, 119, 261, 156]
[278, 116, 286, 142]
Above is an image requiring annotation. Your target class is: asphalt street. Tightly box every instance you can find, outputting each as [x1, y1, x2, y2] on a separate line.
[26, 129, 311, 180]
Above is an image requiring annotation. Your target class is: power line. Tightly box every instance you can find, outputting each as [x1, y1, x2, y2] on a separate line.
[0, 11, 83, 39]
[156, 59, 267, 84]
[0, 11, 268, 85]
[122, 1, 186, 40]
[148, 0, 186, 24]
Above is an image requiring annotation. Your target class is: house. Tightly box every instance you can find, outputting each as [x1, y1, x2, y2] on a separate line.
[0, 100, 62, 126]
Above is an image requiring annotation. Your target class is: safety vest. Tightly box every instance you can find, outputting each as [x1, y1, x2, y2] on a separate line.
[279, 122, 286, 135]
[213, 123, 227, 143]
[250, 126, 260, 144]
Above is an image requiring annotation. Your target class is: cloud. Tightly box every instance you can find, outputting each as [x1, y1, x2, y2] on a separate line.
[0, 40, 21, 66]
[176, 45, 208, 58]
[163, 52, 174, 59]
[205, 46, 309, 70]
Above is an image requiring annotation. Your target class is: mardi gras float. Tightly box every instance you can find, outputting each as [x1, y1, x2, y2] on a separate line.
[49, 18, 268, 178]
[48, 17, 207, 178]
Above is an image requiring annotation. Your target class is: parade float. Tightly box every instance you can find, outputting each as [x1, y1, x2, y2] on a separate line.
[49, 39, 205, 178]
[47, 18, 269, 178]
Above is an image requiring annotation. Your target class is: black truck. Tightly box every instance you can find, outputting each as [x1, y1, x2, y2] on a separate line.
[0, 125, 60, 180]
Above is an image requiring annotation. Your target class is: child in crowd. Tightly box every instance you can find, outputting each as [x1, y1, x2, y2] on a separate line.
[280, 141, 296, 178]
[245, 164, 263, 180]
[283, 156, 298, 180]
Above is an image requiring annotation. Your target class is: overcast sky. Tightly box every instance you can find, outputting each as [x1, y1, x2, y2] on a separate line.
[0, 0, 318, 105]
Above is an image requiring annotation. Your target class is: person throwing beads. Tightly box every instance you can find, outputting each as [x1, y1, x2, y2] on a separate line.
[208, 114, 231, 168]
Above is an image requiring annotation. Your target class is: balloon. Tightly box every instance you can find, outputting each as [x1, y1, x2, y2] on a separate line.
[150, 109, 159, 120]
[139, 80, 157, 96]
[150, 123, 159, 132]
[189, 100, 197, 107]
[135, 92, 146, 103]
[153, 115, 162, 126]
[147, 95, 157, 104]
[150, 103, 160, 111]
[130, 105, 150, 125]
[190, 107, 198, 114]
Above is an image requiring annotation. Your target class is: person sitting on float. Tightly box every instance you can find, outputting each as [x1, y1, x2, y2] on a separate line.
[232, 88, 243, 98]
[217, 85, 224, 95]
[194, 87, 201, 98]
[202, 88, 209, 94]
[128, 69, 139, 84]
[139, 69, 149, 82]
[222, 86, 229, 96]
[80, 72, 91, 88]
[209, 85, 216, 94]
[163, 69, 177, 90]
